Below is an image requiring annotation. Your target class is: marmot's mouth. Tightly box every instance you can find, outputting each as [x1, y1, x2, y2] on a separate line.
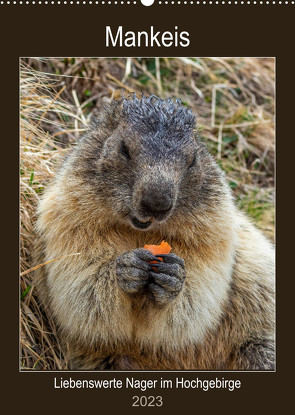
[131, 216, 154, 230]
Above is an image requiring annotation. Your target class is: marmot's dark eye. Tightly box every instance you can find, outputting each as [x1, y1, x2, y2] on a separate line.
[120, 141, 131, 160]
[188, 154, 196, 169]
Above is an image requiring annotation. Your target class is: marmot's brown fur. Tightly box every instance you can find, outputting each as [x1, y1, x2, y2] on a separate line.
[34, 96, 275, 370]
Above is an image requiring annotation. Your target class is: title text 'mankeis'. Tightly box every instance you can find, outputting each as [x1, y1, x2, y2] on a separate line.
[105, 26, 190, 47]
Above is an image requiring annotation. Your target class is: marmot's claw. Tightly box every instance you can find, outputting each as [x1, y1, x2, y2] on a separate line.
[116, 248, 160, 295]
[116, 249, 185, 303]
[147, 255, 186, 306]
[156, 253, 185, 268]
[149, 262, 185, 281]
[150, 272, 183, 292]
[148, 274, 183, 306]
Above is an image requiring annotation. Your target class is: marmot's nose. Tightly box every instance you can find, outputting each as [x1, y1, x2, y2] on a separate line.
[141, 194, 173, 216]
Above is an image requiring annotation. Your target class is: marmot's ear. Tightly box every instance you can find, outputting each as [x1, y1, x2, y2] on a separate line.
[89, 99, 123, 138]
[192, 128, 201, 143]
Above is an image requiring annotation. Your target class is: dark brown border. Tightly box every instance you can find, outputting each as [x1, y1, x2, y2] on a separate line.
[3, 2, 292, 412]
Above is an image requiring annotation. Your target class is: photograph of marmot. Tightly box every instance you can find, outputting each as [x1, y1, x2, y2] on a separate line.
[20, 58, 275, 370]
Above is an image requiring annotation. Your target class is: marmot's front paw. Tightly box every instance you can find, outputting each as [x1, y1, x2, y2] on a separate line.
[116, 248, 161, 295]
[148, 253, 186, 306]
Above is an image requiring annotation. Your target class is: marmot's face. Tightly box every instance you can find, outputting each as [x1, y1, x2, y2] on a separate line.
[84, 97, 222, 231]
[96, 125, 199, 231]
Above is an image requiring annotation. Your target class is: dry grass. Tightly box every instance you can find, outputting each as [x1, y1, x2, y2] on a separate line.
[20, 57, 275, 370]
[20, 62, 88, 369]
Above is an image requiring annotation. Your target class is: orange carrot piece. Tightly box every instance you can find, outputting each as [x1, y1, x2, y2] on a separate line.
[144, 241, 172, 264]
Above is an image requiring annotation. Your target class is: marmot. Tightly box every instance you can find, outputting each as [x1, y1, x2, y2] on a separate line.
[34, 95, 275, 370]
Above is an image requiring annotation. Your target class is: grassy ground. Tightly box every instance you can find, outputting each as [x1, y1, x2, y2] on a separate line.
[20, 57, 275, 370]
